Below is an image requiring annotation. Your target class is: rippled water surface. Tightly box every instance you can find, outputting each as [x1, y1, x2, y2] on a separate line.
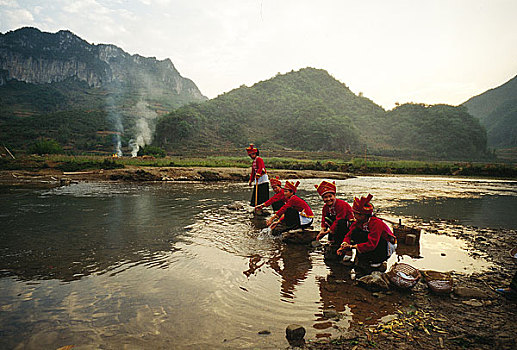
[1, 176, 516, 349]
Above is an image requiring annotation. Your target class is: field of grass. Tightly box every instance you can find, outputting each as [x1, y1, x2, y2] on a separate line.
[1, 154, 516, 178]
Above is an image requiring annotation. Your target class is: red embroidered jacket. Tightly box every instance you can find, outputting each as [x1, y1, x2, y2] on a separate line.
[276, 195, 314, 221]
[262, 189, 286, 208]
[250, 156, 266, 182]
[321, 198, 354, 231]
[342, 216, 396, 253]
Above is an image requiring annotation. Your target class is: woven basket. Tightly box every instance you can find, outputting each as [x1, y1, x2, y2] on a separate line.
[393, 225, 421, 244]
[386, 263, 420, 289]
[421, 270, 453, 294]
[510, 247, 517, 263]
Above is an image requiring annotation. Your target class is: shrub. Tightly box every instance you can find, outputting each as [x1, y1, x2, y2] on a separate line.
[138, 145, 166, 158]
[29, 139, 63, 155]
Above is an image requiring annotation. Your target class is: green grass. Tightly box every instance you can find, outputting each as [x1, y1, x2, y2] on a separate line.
[1, 154, 515, 178]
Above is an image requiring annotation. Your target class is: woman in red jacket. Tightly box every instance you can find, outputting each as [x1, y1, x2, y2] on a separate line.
[255, 176, 286, 212]
[266, 180, 314, 235]
[337, 194, 397, 270]
[314, 180, 354, 260]
[246, 144, 269, 206]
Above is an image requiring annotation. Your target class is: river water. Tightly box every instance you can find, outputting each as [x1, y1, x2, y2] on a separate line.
[1, 175, 516, 349]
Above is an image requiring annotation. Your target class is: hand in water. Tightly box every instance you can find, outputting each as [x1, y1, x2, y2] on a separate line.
[337, 242, 351, 255]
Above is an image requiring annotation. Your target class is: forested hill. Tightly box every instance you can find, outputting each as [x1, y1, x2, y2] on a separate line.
[0, 27, 206, 155]
[155, 68, 385, 152]
[463, 75, 517, 149]
[155, 68, 490, 160]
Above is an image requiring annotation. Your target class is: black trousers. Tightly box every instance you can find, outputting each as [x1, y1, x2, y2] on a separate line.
[328, 218, 350, 245]
[350, 228, 389, 264]
[250, 182, 269, 206]
[272, 200, 284, 212]
[323, 219, 350, 261]
[283, 207, 313, 230]
[511, 271, 517, 291]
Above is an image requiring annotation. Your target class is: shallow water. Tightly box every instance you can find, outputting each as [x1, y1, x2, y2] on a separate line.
[0, 176, 516, 349]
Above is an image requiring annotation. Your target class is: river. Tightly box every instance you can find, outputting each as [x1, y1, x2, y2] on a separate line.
[1, 175, 516, 349]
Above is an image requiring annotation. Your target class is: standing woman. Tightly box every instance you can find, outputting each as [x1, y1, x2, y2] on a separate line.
[246, 144, 269, 207]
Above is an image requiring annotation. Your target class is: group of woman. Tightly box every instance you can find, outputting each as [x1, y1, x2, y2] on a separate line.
[246, 144, 397, 271]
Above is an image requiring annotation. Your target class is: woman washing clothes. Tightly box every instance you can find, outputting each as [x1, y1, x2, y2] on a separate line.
[266, 180, 314, 235]
[337, 194, 397, 272]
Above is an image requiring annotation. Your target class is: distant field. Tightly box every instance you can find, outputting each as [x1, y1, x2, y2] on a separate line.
[496, 147, 517, 163]
[1, 154, 515, 178]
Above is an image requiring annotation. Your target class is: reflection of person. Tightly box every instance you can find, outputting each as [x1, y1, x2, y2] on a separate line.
[266, 180, 314, 234]
[337, 194, 396, 271]
[243, 254, 266, 278]
[242, 244, 313, 300]
[255, 176, 286, 212]
[246, 144, 269, 206]
[314, 181, 354, 260]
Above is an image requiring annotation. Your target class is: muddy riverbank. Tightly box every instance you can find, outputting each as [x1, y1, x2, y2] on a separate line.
[0, 166, 352, 188]
[304, 221, 517, 350]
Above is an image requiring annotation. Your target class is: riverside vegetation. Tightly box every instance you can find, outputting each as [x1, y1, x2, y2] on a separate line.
[1, 154, 515, 179]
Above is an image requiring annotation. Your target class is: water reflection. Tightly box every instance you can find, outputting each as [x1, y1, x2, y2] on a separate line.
[0, 177, 514, 349]
[0, 182, 245, 282]
[243, 244, 313, 300]
[390, 232, 491, 272]
[390, 196, 517, 230]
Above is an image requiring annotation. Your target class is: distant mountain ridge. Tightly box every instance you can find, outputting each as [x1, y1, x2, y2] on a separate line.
[0, 27, 207, 155]
[155, 68, 490, 160]
[0, 27, 205, 100]
[463, 75, 517, 149]
[0, 27, 496, 160]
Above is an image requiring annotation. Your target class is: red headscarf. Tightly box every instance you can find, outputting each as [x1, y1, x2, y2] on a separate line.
[315, 180, 336, 197]
[246, 143, 258, 155]
[284, 180, 300, 193]
[352, 194, 374, 215]
[270, 176, 282, 187]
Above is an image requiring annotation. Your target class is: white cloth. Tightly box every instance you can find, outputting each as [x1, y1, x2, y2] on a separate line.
[254, 174, 269, 185]
[299, 214, 313, 226]
[387, 241, 397, 257]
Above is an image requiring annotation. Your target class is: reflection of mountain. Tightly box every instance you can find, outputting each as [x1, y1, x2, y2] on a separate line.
[0, 184, 202, 282]
[389, 196, 517, 230]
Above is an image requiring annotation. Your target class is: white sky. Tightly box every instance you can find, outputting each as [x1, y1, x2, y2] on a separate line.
[1, 0, 516, 109]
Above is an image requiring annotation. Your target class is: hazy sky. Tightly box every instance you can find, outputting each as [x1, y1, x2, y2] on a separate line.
[1, 0, 516, 109]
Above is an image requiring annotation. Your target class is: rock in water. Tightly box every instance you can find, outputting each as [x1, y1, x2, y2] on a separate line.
[358, 272, 390, 291]
[227, 202, 244, 210]
[322, 309, 339, 319]
[311, 240, 322, 248]
[281, 229, 318, 244]
[286, 324, 306, 343]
